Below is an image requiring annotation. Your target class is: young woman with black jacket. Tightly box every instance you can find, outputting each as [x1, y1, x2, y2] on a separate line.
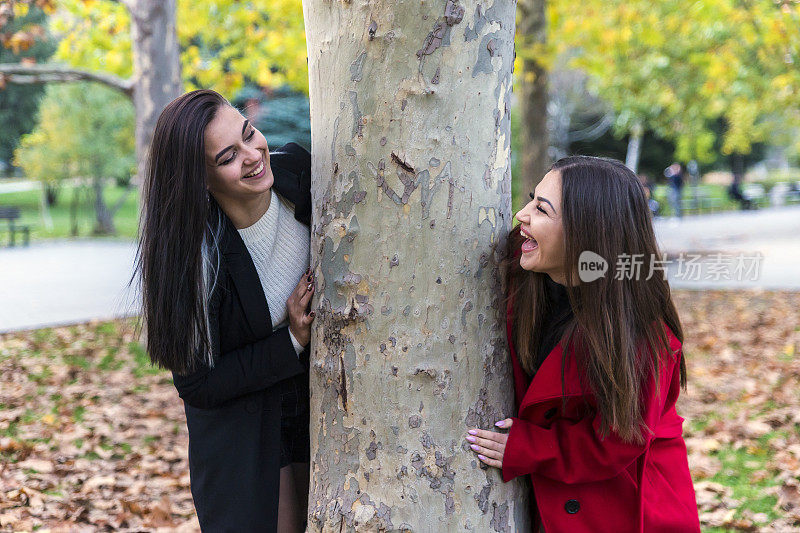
[135, 89, 314, 532]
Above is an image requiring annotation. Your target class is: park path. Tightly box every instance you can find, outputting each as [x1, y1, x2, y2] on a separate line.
[653, 205, 800, 290]
[0, 206, 797, 333]
[0, 178, 82, 194]
[0, 240, 138, 333]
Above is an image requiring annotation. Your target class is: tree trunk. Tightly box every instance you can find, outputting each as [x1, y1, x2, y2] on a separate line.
[44, 184, 59, 207]
[69, 183, 80, 237]
[518, 0, 549, 191]
[625, 122, 643, 174]
[129, 0, 182, 183]
[303, 1, 530, 531]
[92, 177, 115, 235]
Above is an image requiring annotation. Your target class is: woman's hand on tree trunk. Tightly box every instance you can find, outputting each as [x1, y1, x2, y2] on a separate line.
[287, 268, 315, 347]
[465, 418, 513, 469]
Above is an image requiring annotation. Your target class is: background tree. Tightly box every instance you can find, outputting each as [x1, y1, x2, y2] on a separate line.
[303, 0, 529, 530]
[0, 0, 179, 176]
[0, 0, 310, 176]
[546, 0, 800, 171]
[0, 2, 56, 176]
[232, 84, 312, 150]
[516, 0, 550, 190]
[14, 82, 135, 235]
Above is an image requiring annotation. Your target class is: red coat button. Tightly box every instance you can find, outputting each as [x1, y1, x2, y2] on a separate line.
[565, 499, 580, 514]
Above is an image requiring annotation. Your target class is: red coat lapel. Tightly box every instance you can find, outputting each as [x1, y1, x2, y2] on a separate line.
[518, 341, 589, 415]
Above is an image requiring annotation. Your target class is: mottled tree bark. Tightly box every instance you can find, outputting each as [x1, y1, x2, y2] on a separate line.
[303, 1, 530, 531]
[518, 0, 549, 191]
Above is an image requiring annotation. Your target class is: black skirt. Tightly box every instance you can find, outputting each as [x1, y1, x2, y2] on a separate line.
[279, 370, 310, 467]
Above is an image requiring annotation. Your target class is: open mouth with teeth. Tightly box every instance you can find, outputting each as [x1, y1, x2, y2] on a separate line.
[521, 228, 539, 253]
[242, 158, 266, 180]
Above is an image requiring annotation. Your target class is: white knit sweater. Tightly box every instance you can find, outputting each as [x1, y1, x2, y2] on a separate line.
[238, 190, 311, 354]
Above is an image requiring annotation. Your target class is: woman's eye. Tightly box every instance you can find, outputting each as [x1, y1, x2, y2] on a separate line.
[246, 129, 255, 141]
[222, 153, 235, 165]
[537, 206, 547, 214]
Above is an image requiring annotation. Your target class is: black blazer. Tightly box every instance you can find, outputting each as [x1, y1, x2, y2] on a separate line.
[172, 142, 312, 532]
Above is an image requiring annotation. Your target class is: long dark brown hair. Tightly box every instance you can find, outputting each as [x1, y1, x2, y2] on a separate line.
[134, 90, 229, 374]
[503, 156, 686, 444]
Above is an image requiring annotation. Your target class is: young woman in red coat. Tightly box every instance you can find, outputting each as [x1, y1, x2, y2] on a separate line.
[466, 156, 700, 532]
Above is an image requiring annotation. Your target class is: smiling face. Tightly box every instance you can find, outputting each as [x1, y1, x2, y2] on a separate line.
[514, 169, 567, 283]
[204, 105, 272, 203]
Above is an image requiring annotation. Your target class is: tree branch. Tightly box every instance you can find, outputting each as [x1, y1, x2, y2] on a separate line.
[0, 63, 134, 97]
[568, 113, 615, 143]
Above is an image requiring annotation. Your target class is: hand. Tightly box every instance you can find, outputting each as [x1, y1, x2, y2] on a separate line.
[287, 268, 315, 347]
[465, 418, 514, 469]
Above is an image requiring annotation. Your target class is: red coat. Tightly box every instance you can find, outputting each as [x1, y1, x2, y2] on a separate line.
[502, 309, 701, 532]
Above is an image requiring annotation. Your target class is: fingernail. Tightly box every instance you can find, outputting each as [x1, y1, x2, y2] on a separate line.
[478, 455, 487, 461]
[470, 444, 479, 451]
[307, 284, 313, 290]
[495, 420, 505, 427]
[466, 436, 476, 443]
[468, 429, 477, 435]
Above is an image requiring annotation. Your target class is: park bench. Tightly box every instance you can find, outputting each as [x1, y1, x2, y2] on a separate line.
[0, 206, 31, 247]
[770, 181, 800, 206]
[684, 187, 722, 215]
[787, 181, 800, 205]
[742, 183, 767, 208]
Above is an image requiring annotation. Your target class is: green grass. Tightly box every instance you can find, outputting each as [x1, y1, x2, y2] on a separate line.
[130, 341, 161, 377]
[63, 353, 91, 370]
[98, 347, 124, 371]
[0, 181, 139, 241]
[702, 433, 784, 532]
[28, 366, 52, 384]
[72, 405, 86, 423]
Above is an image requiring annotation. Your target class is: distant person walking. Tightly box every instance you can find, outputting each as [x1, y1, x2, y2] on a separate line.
[664, 162, 684, 218]
[727, 160, 754, 210]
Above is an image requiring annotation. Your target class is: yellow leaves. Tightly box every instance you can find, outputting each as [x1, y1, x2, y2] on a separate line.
[6, 30, 35, 53]
[523, 71, 536, 84]
[51, 0, 133, 77]
[172, 0, 308, 93]
[656, 87, 676, 108]
[103, 49, 125, 72]
[783, 343, 795, 359]
[771, 73, 798, 102]
[546, 0, 800, 160]
[739, 23, 758, 47]
[721, 99, 764, 156]
[619, 26, 633, 44]
[13, 2, 30, 17]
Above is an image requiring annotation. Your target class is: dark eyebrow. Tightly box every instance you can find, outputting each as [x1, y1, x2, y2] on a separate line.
[537, 196, 556, 214]
[214, 120, 251, 163]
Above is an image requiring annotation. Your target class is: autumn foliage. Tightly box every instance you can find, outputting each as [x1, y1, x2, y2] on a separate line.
[0, 290, 798, 531]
